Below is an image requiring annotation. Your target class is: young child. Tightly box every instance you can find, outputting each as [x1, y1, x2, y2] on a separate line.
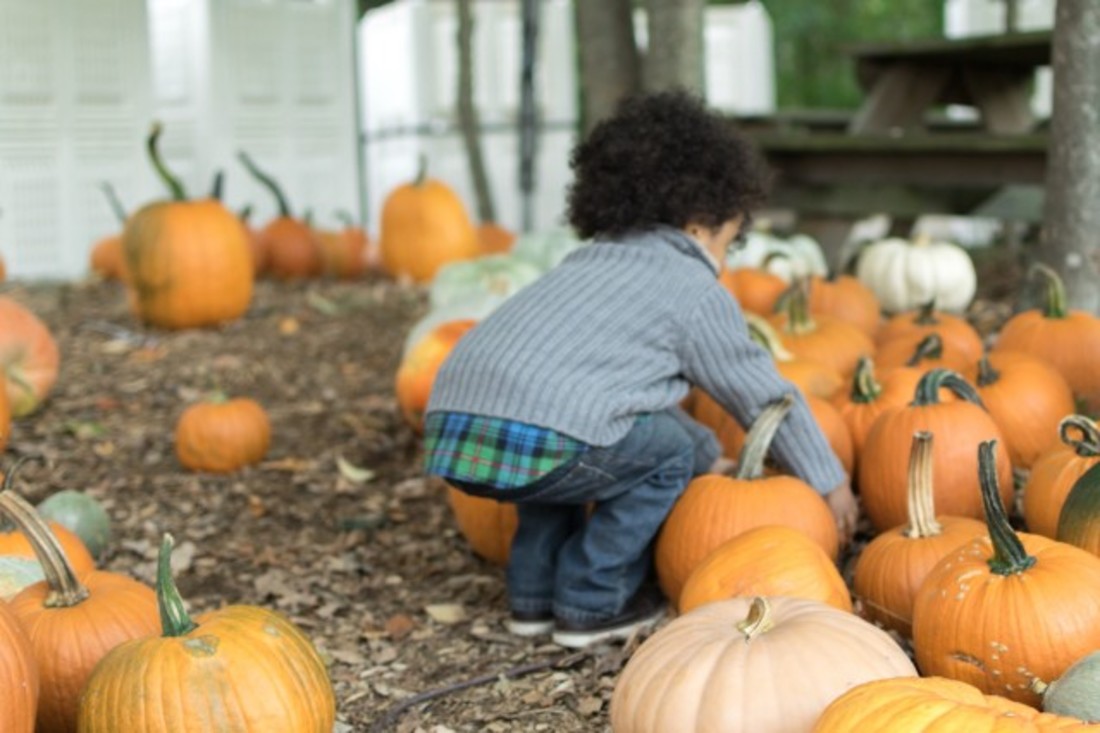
[423, 90, 856, 648]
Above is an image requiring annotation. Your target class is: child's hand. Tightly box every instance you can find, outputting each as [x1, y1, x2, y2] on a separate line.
[825, 482, 858, 547]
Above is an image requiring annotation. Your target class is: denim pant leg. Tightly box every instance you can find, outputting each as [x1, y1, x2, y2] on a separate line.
[507, 502, 586, 615]
[667, 404, 721, 475]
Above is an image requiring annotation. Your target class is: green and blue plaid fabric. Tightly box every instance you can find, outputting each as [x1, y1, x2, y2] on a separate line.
[423, 411, 588, 489]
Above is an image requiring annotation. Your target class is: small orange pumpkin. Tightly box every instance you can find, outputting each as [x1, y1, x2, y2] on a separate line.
[875, 332, 977, 381]
[656, 395, 839, 602]
[88, 182, 129, 282]
[0, 519, 95, 578]
[476, 222, 517, 255]
[317, 211, 369, 280]
[769, 279, 874, 379]
[395, 319, 478, 434]
[806, 274, 881, 338]
[876, 299, 984, 362]
[238, 151, 322, 280]
[445, 485, 518, 566]
[1023, 416, 1100, 538]
[745, 314, 843, 399]
[719, 267, 787, 316]
[174, 396, 271, 474]
[0, 297, 60, 417]
[834, 357, 926, 476]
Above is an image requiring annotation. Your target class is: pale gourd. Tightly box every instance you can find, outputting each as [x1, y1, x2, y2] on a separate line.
[727, 230, 829, 283]
[855, 234, 976, 313]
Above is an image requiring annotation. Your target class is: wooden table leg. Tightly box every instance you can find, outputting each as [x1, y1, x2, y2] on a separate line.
[848, 63, 951, 134]
[962, 67, 1036, 134]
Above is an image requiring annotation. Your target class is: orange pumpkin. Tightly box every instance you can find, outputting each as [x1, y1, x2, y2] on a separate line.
[174, 396, 271, 474]
[0, 519, 95, 578]
[976, 352, 1075, 469]
[78, 535, 335, 733]
[859, 369, 1013, 532]
[0, 297, 59, 417]
[769, 279, 874, 379]
[745, 314, 843, 399]
[379, 157, 480, 283]
[476, 222, 517, 255]
[0, 372, 9, 453]
[807, 274, 881, 338]
[875, 332, 977, 382]
[720, 267, 787, 316]
[125, 125, 254, 329]
[238, 205, 268, 276]
[0, 470, 158, 733]
[317, 211, 368, 280]
[1023, 416, 1100, 538]
[816, 676, 1098, 732]
[852, 431, 987, 638]
[912, 441, 1100, 706]
[238, 151, 322, 280]
[656, 395, 840, 602]
[395, 319, 478, 434]
[994, 264, 1100, 412]
[876, 299, 984, 362]
[445, 485, 518, 566]
[0, 598, 36, 733]
[679, 525, 852, 613]
[834, 358, 927, 476]
[89, 182, 129, 282]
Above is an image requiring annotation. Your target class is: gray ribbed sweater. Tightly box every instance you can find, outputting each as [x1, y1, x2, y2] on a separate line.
[426, 226, 847, 494]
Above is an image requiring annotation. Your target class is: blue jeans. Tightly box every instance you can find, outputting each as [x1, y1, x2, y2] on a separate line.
[451, 407, 720, 623]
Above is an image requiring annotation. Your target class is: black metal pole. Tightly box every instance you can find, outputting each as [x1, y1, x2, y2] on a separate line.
[519, 0, 540, 232]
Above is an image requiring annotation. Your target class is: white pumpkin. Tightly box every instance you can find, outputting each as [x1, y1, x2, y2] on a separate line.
[855, 234, 976, 314]
[511, 228, 585, 272]
[429, 254, 543, 310]
[726, 230, 829, 283]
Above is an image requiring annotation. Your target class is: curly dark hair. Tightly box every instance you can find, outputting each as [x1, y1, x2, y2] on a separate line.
[566, 90, 772, 240]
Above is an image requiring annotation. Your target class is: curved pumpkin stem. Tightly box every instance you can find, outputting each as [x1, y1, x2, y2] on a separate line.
[1059, 416, 1100, 458]
[735, 393, 794, 480]
[209, 170, 224, 202]
[238, 150, 292, 217]
[1029, 263, 1068, 319]
[414, 154, 429, 187]
[146, 122, 188, 202]
[777, 278, 817, 335]
[850, 356, 883, 404]
[912, 368, 985, 409]
[99, 181, 127, 225]
[238, 204, 253, 224]
[157, 534, 198, 638]
[912, 299, 940, 326]
[745, 313, 794, 362]
[0, 456, 90, 607]
[978, 440, 1035, 576]
[904, 333, 944, 367]
[904, 431, 942, 538]
[976, 356, 1000, 387]
[736, 597, 775, 641]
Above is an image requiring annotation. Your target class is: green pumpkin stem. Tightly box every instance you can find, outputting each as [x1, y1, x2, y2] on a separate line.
[99, 181, 127, 224]
[1059, 416, 1100, 458]
[913, 299, 940, 325]
[238, 204, 253, 223]
[736, 597, 775, 640]
[850, 356, 883, 404]
[778, 278, 817, 335]
[1030, 263, 1068, 319]
[0, 456, 90, 607]
[157, 534, 198, 637]
[334, 209, 357, 228]
[904, 333, 944, 367]
[209, 170, 224, 201]
[237, 151, 292, 217]
[904, 431, 943, 538]
[745, 314, 794, 361]
[414, 154, 429, 186]
[146, 123, 188, 201]
[978, 440, 1036, 576]
[977, 356, 1000, 387]
[912, 368, 985, 409]
[735, 394, 794, 480]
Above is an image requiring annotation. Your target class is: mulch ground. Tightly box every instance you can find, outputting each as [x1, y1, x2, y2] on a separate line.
[5, 247, 1024, 732]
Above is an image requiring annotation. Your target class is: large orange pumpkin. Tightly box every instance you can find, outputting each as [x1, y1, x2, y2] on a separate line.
[769, 279, 875, 379]
[912, 441, 1100, 706]
[379, 158, 480, 283]
[852, 431, 987, 638]
[875, 332, 977, 381]
[655, 395, 839, 602]
[744, 314, 843, 399]
[78, 535, 335, 733]
[806, 274, 881, 338]
[720, 267, 787, 316]
[876, 299, 984, 362]
[859, 369, 1013, 532]
[0, 598, 37, 733]
[834, 357, 926, 475]
[395, 319, 478, 433]
[125, 125, 254, 329]
[0, 472, 158, 733]
[1024, 416, 1100, 538]
[317, 211, 368, 280]
[976, 352, 1075, 470]
[445, 485, 518, 566]
[174, 396, 271, 474]
[994, 264, 1100, 412]
[0, 297, 60, 417]
[678, 525, 852, 613]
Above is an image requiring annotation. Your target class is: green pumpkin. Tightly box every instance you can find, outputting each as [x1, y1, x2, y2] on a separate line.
[36, 490, 111, 560]
[1037, 650, 1100, 722]
[0, 555, 44, 600]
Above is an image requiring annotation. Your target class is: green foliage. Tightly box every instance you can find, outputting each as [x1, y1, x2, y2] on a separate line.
[712, 0, 943, 109]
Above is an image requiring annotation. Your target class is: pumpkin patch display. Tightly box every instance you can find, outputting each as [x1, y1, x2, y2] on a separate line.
[78, 534, 336, 733]
[852, 431, 986, 638]
[124, 124, 254, 329]
[859, 368, 1013, 532]
[854, 233, 977, 313]
[994, 264, 1100, 413]
[1025, 416, 1100, 537]
[610, 596, 917, 733]
[656, 395, 839, 602]
[912, 441, 1100, 706]
[378, 157, 480, 283]
[445, 485, 518, 566]
[0, 465, 159, 733]
[0, 297, 60, 417]
[174, 396, 271, 473]
[238, 151, 323, 280]
[876, 299, 984, 361]
[395, 319, 478, 433]
[0, 597, 37, 733]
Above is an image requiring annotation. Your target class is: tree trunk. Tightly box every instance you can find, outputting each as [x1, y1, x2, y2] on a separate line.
[455, 0, 495, 223]
[642, 0, 706, 94]
[574, 0, 640, 134]
[1042, 0, 1100, 311]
